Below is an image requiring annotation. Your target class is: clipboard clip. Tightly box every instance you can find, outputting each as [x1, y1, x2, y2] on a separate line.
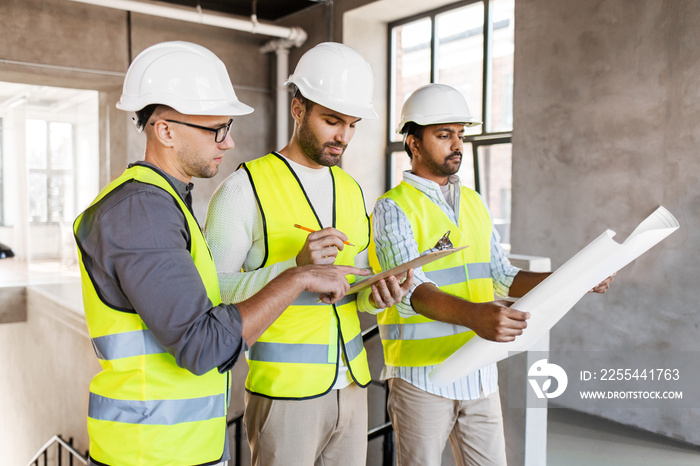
[434, 230, 454, 250]
[428, 230, 454, 253]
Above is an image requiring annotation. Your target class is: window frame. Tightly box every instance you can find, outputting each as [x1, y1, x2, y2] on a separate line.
[385, 0, 513, 193]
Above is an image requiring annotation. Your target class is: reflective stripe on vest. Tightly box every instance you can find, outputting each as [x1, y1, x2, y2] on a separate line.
[378, 321, 471, 341]
[241, 153, 371, 399]
[248, 332, 365, 365]
[91, 329, 165, 360]
[89, 392, 226, 425]
[424, 263, 491, 287]
[74, 164, 228, 465]
[372, 181, 494, 368]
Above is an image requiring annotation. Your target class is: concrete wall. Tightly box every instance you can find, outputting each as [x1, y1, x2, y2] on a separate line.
[0, 285, 100, 466]
[512, 0, 700, 444]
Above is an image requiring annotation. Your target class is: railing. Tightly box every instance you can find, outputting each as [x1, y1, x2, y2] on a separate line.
[25, 435, 87, 466]
[227, 323, 395, 466]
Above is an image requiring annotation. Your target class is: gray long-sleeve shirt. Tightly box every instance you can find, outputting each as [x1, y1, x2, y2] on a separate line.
[75, 162, 246, 376]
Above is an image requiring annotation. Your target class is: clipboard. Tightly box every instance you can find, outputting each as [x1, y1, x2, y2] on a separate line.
[348, 246, 468, 294]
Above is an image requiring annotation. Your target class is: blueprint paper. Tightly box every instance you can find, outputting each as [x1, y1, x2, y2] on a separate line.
[428, 206, 679, 386]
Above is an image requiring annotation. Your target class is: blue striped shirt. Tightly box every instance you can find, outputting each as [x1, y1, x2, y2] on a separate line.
[372, 171, 520, 400]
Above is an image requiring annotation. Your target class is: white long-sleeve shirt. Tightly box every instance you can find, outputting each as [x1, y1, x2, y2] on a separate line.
[372, 171, 521, 400]
[204, 153, 375, 390]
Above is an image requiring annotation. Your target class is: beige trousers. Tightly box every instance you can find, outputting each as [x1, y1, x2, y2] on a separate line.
[244, 383, 368, 466]
[387, 378, 507, 466]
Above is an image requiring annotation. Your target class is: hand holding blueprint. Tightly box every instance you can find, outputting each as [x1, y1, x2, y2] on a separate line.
[428, 206, 680, 386]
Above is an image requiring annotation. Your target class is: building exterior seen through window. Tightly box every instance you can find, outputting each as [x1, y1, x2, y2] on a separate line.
[27, 120, 75, 225]
[0, 82, 98, 262]
[388, 0, 514, 246]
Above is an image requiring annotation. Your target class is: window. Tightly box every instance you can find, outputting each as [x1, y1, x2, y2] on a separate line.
[26, 120, 75, 224]
[388, 0, 515, 245]
[0, 81, 99, 262]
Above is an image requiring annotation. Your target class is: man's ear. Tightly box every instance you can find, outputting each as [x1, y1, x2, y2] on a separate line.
[290, 97, 306, 125]
[406, 134, 420, 158]
[150, 120, 176, 148]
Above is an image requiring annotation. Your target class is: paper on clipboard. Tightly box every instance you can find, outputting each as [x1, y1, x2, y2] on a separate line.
[348, 246, 468, 294]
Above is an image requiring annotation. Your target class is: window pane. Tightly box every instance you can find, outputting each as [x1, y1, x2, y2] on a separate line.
[26, 119, 47, 169]
[477, 143, 511, 244]
[48, 174, 74, 223]
[29, 172, 47, 223]
[488, 0, 515, 132]
[436, 3, 484, 137]
[456, 142, 475, 190]
[391, 18, 432, 141]
[389, 151, 413, 189]
[49, 122, 73, 170]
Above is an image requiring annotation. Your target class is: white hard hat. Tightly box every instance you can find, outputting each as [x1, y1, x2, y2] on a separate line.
[397, 83, 481, 134]
[117, 41, 253, 121]
[285, 42, 378, 120]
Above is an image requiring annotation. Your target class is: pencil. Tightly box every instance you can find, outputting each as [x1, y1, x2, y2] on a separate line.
[294, 224, 355, 246]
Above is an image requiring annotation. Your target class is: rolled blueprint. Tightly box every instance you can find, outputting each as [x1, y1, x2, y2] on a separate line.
[428, 206, 680, 386]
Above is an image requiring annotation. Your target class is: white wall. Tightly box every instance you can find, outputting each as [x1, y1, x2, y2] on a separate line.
[342, 14, 389, 212]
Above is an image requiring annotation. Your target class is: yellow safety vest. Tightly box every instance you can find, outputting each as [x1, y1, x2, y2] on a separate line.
[73, 164, 228, 466]
[240, 153, 371, 399]
[370, 181, 494, 367]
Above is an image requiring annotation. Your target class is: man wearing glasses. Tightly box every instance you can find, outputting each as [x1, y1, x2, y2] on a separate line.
[73, 41, 367, 466]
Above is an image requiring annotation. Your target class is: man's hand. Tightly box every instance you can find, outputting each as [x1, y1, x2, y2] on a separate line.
[467, 300, 530, 342]
[368, 269, 415, 309]
[296, 264, 371, 304]
[590, 273, 615, 293]
[238, 265, 371, 344]
[296, 227, 349, 266]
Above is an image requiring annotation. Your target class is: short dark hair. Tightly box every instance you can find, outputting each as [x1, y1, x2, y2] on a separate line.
[292, 88, 315, 113]
[402, 121, 425, 160]
[134, 104, 159, 131]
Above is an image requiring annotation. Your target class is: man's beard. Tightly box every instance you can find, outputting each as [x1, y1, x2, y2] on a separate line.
[425, 151, 462, 176]
[298, 117, 347, 167]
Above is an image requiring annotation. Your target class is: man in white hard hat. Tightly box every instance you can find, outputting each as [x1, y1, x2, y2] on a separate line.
[370, 83, 613, 465]
[205, 42, 413, 465]
[73, 41, 368, 466]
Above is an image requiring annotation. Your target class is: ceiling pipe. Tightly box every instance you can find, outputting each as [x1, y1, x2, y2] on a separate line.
[68, 0, 309, 151]
[67, 0, 307, 46]
[260, 39, 295, 149]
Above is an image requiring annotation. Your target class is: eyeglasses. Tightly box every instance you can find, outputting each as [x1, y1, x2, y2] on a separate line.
[159, 119, 233, 143]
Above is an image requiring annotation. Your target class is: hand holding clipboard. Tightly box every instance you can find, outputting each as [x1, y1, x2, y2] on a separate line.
[348, 246, 468, 294]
